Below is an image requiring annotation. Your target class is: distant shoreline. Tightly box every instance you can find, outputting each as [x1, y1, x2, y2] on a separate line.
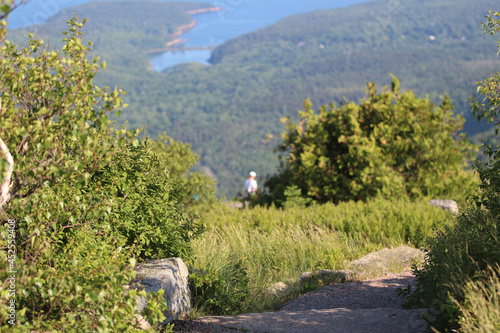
[146, 6, 223, 68]
[145, 6, 223, 55]
[187, 7, 224, 16]
[173, 6, 224, 40]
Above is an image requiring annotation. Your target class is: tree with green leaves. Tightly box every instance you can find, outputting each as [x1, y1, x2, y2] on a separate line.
[0, 12, 206, 331]
[470, 10, 500, 215]
[264, 76, 476, 205]
[0, 0, 26, 41]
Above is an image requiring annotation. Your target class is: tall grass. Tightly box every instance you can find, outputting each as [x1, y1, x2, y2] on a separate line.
[458, 265, 500, 333]
[203, 197, 450, 246]
[190, 197, 451, 315]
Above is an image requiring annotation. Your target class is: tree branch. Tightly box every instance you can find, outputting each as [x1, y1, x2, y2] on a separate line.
[0, 135, 14, 212]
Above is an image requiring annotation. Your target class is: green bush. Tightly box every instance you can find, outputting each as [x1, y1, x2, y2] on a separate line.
[264, 76, 476, 205]
[282, 185, 313, 208]
[403, 207, 500, 331]
[0, 16, 198, 331]
[151, 133, 217, 216]
[87, 139, 205, 261]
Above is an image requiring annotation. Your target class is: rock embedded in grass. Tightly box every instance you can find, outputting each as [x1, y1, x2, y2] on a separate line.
[133, 257, 191, 323]
[429, 199, 459, 215]
[348, 246, 424, 279]
[263, 282, 291, 298]
[299, 270, 356, 283]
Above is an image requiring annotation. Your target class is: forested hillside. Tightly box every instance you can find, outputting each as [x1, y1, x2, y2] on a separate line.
[7, 1, 212, 87]
[8, 0, 499, 197]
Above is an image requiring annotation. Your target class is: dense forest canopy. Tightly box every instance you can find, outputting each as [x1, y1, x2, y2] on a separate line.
[7, 0, 499, 197]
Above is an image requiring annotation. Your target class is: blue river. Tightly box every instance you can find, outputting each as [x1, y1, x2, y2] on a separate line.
[8, 0, 370, 71]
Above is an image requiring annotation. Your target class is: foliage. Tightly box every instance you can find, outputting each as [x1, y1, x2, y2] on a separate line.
[470, 11, 500, 126]
[403, 207, 500, 331]
[9, 0, 500, 198]
[282, 185, 312, 209]
[264, 76, 476, 205]
[141, 289, 169, 328]
[0, 16, 131, 202]
[0, 1, 27, 41]
[86, 139, 206, 261]
[189, 258, 249, 316]
[404, 11, 500, 332]
[0, 16, 204, 331]
[470, 10, 500, 216]
[151, 133, 217, 215]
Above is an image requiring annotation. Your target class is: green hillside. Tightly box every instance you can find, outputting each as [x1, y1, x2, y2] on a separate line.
[7, 1, 212, 86]
[8, 0, 499, 198]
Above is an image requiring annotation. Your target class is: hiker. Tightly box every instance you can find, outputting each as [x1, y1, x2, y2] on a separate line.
[244, 171, 258, 200]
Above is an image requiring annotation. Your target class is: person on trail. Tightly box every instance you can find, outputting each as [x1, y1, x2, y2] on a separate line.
[244, 171, 258, 200]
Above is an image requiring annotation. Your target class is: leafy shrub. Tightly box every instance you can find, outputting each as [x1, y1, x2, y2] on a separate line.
[264, 76, 476, 205]
[282, 185, 313, 208]
[0, 217, 167, 332]
[0, 16, 198, 331]
[403, 206, 500, 331]
[404, 10, 500, 332]
[189, 258, 250, 316]
[87, 139, 205, 261]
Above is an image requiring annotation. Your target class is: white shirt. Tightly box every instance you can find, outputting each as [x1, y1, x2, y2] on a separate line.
[245, 179, 258, 194]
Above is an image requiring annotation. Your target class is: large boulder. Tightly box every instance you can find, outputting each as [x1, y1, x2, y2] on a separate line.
[299, 246, 424, 283]
[347, 246, 424, 278]
[133, 257, 191, 323]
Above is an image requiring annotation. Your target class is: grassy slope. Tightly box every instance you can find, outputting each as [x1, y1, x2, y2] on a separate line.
[192, 197, 452, 314]
[7, 0, 499, 198]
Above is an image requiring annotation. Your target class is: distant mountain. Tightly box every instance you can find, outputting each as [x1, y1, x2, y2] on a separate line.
[7, 0, 500, 198]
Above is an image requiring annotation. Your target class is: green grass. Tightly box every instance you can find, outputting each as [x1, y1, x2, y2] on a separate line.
[189, 197, 452, 315]
[458, 265, 500, 333]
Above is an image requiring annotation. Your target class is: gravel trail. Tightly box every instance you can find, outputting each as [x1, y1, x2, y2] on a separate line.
[171, 269, 430, 333]
[278, 269, 415, 312]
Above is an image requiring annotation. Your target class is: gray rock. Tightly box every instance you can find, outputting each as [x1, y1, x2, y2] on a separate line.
[263, 282, 291, 298]
[300, 269, 356, 282]
[133, 257, 191, 323]
[299, 272, 313, 281]
[227, 201, 244, 209]
[429, 199, 459, 215]
[348, 246, 424, 278]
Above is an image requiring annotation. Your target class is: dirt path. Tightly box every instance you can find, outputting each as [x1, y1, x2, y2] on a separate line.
[171, 269, 431, 333]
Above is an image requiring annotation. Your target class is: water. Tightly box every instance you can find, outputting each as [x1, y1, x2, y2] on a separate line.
[8, 0, 370, 70]
[7, 0, 122, 28]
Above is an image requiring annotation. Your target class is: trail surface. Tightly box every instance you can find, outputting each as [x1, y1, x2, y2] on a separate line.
[172, 269, 431, 333]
